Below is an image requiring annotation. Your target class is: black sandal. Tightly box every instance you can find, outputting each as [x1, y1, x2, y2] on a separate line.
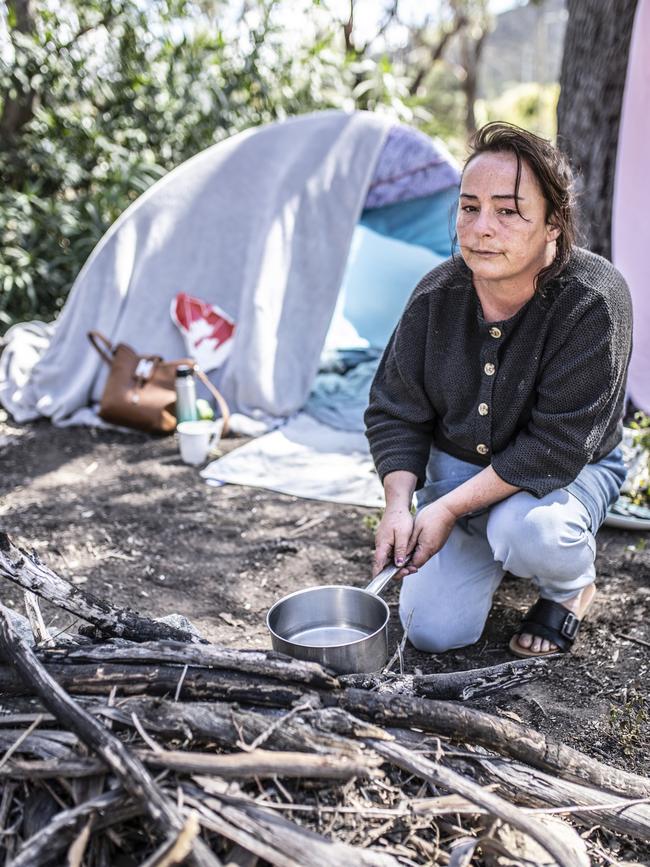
[509, 595, 593, 658]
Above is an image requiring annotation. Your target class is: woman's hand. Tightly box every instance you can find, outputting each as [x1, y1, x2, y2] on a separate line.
[407, 500, 458, 569]
[373, 470, 419, 579]
[372, 506, 416, 578]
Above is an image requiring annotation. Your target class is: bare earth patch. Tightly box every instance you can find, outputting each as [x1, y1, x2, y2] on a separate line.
[1, 418, 648, 791]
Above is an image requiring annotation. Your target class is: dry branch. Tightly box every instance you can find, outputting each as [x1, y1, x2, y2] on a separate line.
[96, 696, 378, 758]
[0, 660, 312, 707]
[365, 739, 587, 867]
[183, 786, 400, 867]
[341, 657, 549, 700]
[44, 639, 338, 689]
[476, 755, 650, 842]
[0, 604, 221, 867]
[0, 532, 203, 644]
[341, 688, 650, 798]
[22, 591, 52, 645]
[0, 749, 380, 782]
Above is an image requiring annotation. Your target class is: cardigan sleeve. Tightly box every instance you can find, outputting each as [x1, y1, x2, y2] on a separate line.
[491, 291, 632, 497]
[364, 292, 437, 487]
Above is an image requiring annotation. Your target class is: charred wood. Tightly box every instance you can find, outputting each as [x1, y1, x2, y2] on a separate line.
[0, 604, 222, 867]
[0, 532, 204, 644]
[340, 688, 650, 799]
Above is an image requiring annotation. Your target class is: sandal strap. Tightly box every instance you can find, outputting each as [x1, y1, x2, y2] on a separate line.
[519, 599, 582, 652]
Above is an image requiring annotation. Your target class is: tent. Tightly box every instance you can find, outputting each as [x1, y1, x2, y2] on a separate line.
[0, 111, 459, 427]
[0, 110, 460, 505]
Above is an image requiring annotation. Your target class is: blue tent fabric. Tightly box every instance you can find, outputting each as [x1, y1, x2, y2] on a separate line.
[340, 226, 444, 349]
[308, 226, 445, 430]
[359, 186, 459, 258]
[304, 359, 381, 432]
[305, 124, 460, 433]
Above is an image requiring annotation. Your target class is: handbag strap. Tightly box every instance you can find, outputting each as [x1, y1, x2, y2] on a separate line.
[194, 366, 231, 437]
[88, 330, 114, 365]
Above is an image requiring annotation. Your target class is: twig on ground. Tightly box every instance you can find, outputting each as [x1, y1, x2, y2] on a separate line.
[0, 714, 44, 770]
[382, 609, 413, 676]
[23, 591, 52, 646]
[174, 664, 189, 702]
[615, 631, 650, 649]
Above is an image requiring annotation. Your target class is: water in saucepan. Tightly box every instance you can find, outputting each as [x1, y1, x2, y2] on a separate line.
[288, 624, 369, 646]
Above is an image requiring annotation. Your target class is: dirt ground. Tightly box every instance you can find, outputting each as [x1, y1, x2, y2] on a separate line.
[1, 414, 649, 789]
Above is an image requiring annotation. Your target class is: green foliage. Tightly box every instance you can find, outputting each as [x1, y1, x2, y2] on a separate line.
[0, 0, 400, 329]
[476, 82, 560, 142]
[609, 689, 649, 757]
[1, 1, 561, 329]
[627, 411, 650, 507]
[630, 410, 650, 453]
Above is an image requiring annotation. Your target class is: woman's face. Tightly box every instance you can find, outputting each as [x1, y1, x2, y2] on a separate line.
[456, 151, 559, 291]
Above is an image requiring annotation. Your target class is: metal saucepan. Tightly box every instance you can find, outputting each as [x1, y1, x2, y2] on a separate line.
[266, 563, 400, 674]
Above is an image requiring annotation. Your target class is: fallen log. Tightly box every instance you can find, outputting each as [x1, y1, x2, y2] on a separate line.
[4, 658, 649, 802]
[476, 755, 650, 842]
[340, 688, 650, 799]
[48, 642, 548, 701]
[389, 730, 650, 845]
[96, 695, 387, 756]
[0, 661, 313, 707]
[1, 530, 649, 866]
[341, 657, 549, 700]
[0, 532, 203, 644]
[0, 604, 221, 867]
[42, 639, 339, 690]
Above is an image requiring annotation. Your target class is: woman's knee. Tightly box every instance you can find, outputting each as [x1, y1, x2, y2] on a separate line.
[487, 492, 594, 580]
[405, 616, 485, 653]
[399, 593, 487, 653]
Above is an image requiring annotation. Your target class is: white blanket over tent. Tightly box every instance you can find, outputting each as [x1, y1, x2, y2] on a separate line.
[1, 110, 464, 507]
[0, 111, 390, 426]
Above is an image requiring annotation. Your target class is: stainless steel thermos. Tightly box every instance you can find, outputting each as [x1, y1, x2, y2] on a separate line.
[175, 365, 198, 422]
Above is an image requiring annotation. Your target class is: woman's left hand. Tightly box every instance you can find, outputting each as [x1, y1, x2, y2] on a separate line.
[407, 500, 458, 570]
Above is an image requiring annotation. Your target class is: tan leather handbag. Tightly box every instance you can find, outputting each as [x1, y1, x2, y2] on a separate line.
[88, 331, 230, 435]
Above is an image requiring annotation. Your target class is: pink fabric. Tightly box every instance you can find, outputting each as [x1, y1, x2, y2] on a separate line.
[613, 0, 650, 413]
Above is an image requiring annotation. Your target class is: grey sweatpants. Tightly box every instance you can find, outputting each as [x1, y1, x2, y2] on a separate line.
[398, 447, 625, 654]
[399, 489, 596, 653]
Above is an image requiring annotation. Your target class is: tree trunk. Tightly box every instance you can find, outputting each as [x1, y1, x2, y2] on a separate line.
[0, 0, 37, 142]
[461, 29, 487, 137]
[557, 0, 639, 259]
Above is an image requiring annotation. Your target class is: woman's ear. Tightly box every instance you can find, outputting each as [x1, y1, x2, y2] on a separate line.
[546, 219, 561, 242]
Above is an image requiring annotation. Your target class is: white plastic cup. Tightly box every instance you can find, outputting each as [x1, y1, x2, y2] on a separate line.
[176, 419, 223, 466]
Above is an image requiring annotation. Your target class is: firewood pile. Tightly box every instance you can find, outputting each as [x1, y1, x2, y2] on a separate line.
[0, 531, 648, 867]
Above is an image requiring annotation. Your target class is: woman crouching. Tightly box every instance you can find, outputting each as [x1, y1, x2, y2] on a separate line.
[365, 121, 632, 658]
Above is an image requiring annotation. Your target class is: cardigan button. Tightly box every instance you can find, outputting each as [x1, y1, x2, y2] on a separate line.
[476, 443, 489, 455]
[478, 403, 489, 416]
[489, 327, 502, 338]
[484, 362, 496, 376]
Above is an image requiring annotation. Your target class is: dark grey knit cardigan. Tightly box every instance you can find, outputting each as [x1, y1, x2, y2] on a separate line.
[364, 247, 633, 498]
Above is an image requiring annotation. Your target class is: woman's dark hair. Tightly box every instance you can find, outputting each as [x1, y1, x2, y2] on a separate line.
[463, 121, 577, 291]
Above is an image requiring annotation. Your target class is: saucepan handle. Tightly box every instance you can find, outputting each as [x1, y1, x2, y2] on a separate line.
[364, 558, 410, 597]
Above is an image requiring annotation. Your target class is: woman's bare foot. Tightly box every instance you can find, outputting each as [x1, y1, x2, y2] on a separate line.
[512, 583, 597, 654]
